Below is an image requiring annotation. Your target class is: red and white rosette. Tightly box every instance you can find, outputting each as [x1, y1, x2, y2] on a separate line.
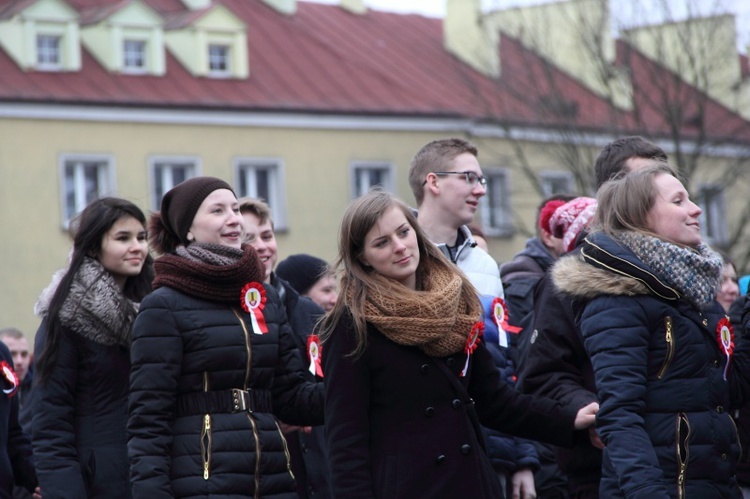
[240, 283, 268, 335]
[307, 335, 323, 378]
[716, 317, 735, 380]
[0, 361, 19, 398]
[461, 322, 484, 377]
[491, 297, 521, 348]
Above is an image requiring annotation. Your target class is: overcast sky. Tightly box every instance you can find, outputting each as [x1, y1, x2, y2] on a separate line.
[302, 0, 750, 52]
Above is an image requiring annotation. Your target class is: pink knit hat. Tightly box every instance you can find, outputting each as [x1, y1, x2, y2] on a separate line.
[549, 197, 597, 253]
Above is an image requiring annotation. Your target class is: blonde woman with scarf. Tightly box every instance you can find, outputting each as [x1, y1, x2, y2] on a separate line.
[320, 190, 598, 499]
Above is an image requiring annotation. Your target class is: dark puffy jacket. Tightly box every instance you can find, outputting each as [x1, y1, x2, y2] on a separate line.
[555, 232, 750, 499]
[128, 283, 323, 498]
[0, 342, 36, 499]
[32, 322, 130, 499]
[500, 237, 555, 351]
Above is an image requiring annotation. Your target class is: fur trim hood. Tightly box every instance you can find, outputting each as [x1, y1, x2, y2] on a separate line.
[552, 254, 651, 300]
[35, 257, 138, 347]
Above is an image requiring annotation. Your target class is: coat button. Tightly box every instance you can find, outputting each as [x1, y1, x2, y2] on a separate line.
[436, 455, 446, 464]
[702, 318, 709, 326]
[713, 360, 720, 367]
[446, 358, 456, 367]
[461, 444, 471, 455]
[721, 453, 728, 461]
[717, 406, 724, 414]
[452, 399, 463, 409]
[425, 407, 435, 417]
[421, 364, 430, 374]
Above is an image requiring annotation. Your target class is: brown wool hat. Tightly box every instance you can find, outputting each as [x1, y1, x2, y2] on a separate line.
[160, 176, 235, 245]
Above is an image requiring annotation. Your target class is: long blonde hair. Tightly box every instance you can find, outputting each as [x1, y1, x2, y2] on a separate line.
[319, 190, 478, 357]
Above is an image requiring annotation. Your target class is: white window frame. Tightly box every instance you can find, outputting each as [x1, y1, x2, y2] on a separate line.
[234, 158, 287, 230]
[480, 167, 514, 237]
[59, 154, 115, 228]
[350, 162, 395, 199]
[123, 39, 147, 74]
[696, 184, 727, 246]
[539, 170, 574, 197]
[36, 34, 62, 70]
[148, 157, 200, 211]
[208, 43, 230, 77]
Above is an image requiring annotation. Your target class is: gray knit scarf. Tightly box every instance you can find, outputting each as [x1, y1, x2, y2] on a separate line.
[617, 232, 723, 310]
[35, 257, 138, 347]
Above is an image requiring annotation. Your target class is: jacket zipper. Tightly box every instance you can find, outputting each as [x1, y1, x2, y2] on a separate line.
[201, 372, 212, 480]
[233, 308, 262, 498]
[676, 412, 691, 499]
[658, 316, 675, 379]
[275, 421, 295, 481]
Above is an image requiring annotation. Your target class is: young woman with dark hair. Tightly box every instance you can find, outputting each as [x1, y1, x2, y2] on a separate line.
[127, 177, 322, 498]
[32, 197, 154, 498]
[320, 189, 597, 498]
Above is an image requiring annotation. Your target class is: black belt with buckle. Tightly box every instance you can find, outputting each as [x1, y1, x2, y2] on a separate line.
[176, 388, 273, 416]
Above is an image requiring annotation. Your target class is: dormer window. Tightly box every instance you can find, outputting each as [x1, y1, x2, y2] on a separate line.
[208, 44, 230, 76]
[123, 39, 147, 73]
[37, 34, 62, 70]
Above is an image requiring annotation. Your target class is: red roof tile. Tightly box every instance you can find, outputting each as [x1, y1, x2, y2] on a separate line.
[0, 0, 747, 141]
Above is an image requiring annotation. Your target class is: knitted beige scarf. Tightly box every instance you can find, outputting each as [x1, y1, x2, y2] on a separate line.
[361, 264, 481, 357]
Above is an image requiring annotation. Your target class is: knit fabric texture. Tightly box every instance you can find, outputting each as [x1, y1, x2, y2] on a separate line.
[153, 243, 264, 304]
[160, 176, 234, 246]
[538, 199, 567, 234]
[550, 197, 597, 253]
[276, 253, 330, 294]
[357, 263, 482, 358]
[617, 232, 723, 310]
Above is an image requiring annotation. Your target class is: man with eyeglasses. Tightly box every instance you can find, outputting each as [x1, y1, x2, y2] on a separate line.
[408, 137, 502, 297]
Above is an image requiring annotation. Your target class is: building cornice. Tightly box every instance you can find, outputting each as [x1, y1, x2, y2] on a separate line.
[2, 101, 748, 157]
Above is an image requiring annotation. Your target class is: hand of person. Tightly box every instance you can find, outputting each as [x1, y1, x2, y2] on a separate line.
[510, 468, 536, 499]
[573, 401, 599, 429]
[588, 425, 605, 450]
[33, 487, 42, 499]
[278, 421, 312, 434]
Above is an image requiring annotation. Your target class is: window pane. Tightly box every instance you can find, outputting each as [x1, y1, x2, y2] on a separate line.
[208, 45, 229, 72]
[64, 160, 107, 223]
[37, 35, 60, 66]
[152, 163, 194, 209]
[354, 167, 388, 197]
[124, 40, 146, 69]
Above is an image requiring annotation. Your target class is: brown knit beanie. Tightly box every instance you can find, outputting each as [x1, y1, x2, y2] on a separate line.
[160, 176, 235, 246]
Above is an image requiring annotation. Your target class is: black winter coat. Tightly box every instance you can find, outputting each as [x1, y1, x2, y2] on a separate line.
[32, 321, 131, 499]
[0, 342, 36, 499]
[516, 268, 601, 488]
[323, 311, 580, 499]
[128, 283, 323, 498]
[555, 233, 750, 499]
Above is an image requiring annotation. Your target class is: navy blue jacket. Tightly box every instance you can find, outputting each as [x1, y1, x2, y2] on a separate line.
[555, 232, 750, 498]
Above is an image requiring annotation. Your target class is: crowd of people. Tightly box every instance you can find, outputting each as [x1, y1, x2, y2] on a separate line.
[2, 135, 750, 499]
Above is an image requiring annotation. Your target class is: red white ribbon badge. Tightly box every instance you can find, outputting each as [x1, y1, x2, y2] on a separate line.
[240, 283, 268, 335]
[461, 322, 484, 377]
[307, 335, 323, 378]
[716, 317, 735, 380]
[491, 297, 522, 348]
[0, 361, 19, 398]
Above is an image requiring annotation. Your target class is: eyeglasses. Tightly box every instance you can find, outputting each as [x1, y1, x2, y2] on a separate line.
[422, 171, 487, 187]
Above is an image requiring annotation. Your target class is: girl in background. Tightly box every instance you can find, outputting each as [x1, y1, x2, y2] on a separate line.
[33, 197, 153, 498]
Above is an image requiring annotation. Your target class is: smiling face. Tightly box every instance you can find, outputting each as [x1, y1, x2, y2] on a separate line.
[360, 205, 420, 290]
[645, 173, 703, 248]
[432, 152, 487, 227]
[242, 212, 278, 282]
[97, 215, 149, 289]
[187, 189, 243, 249]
